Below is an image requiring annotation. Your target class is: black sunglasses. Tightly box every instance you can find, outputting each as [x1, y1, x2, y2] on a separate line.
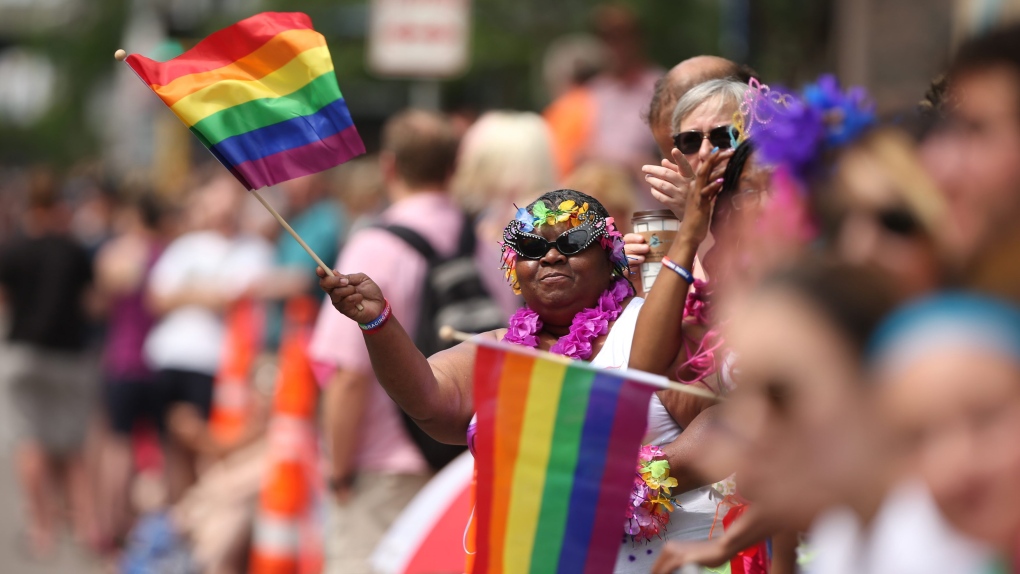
[505, 218, 607, 260]
[672, 126, 735, 155]
[877, 208, 921, 237]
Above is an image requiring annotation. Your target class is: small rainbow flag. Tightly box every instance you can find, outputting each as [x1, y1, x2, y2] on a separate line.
[125, 12, 365, 190]
[471, 342, 656, 574]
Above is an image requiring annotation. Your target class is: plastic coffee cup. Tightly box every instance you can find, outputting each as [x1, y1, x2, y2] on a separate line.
[631, 209, 680, 294]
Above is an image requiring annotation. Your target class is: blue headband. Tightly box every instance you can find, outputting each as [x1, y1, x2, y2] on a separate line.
[867, 292, 1020, 375]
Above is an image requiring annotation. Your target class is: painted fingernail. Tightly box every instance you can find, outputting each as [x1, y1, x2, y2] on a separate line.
[627, 255, 640, 261]
[712, 146, 719, 153]
[715, 178, 724, 183]
[644, 174, 651, 179]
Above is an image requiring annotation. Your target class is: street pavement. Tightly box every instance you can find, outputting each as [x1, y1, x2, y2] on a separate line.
[0, 454, 107, 574]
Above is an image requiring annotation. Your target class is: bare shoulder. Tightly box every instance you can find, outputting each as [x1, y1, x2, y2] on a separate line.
[428, 329, 503, 381]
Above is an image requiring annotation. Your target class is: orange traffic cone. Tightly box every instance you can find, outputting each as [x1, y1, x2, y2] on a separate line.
[250, 296, 323, 574]
[209, 298, 263, 446]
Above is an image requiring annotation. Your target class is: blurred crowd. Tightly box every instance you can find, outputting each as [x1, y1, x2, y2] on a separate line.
[1, 3, 1020, 574]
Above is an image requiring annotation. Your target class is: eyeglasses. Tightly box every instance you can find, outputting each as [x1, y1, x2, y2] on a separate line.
[672, 126, 736, 155]
[505, 218, 607, 260]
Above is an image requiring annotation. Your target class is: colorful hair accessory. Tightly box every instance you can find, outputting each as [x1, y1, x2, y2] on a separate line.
[624, 445, 679, 543]
[358, 299, 392, 334]
[500, 198, 628, 294]
[752, 74, 876, 179]
[733, 77, 795, 145]
[503, 277, 632, 360]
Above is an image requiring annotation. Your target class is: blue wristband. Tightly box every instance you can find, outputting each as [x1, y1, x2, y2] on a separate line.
[660, 256, 694, 284]
[358, 300, 392, 333]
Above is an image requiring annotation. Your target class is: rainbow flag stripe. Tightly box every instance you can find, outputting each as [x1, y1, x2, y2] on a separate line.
[472, 344, 655, 574]
[125, 12, 365, 190]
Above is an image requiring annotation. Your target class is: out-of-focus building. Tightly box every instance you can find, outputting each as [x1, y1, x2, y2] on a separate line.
[954, 0, 1020, 41]
[833, 0, 955, 114]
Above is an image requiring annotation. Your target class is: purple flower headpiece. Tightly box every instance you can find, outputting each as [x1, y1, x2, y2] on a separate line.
[749, 74, 876, 180]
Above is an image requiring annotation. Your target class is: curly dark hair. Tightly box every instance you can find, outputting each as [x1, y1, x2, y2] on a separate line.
[527, 188, 611, 220]
[515, 188, 631, 285]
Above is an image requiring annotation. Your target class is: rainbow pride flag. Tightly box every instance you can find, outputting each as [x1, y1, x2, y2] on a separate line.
[125, 12, 365, 190]
[471, 343, 656, 574]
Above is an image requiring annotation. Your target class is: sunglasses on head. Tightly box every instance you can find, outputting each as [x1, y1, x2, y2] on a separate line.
[505, 218, 607, 260]
[672, 126, 736, 155]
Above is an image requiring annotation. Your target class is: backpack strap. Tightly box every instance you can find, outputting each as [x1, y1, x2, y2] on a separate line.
[379, 224, 438, 264]
[456, 212, 477, 258]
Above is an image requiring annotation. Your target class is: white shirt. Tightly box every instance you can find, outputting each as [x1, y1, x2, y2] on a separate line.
[807, 479, 992, 574]
[592, 297, 723, 573]
[144, 231, 272, 374]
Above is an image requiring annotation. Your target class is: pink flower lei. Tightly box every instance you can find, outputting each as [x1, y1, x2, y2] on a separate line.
[502, 277, 631, 361]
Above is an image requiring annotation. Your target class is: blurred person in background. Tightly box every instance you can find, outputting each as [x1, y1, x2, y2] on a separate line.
[584, 4, 662, 173]
[93, 191, 166, 549]
[67, 170, 118, 257]
[331, 154, 386, 234]
[248, 172, 347, 352]
[931, 24, 1020, 302]
[873, 295, 1020, 573]
[816, 128, 951, 299]
[0, 171, 99, 556]
[661, 263, 990, 574]
[542, 34, 607, 178]
[563, 161, 637, 234]
[143, 172, 273, 503]
[451, 110, 559, 316]
[308, 109, 461, 573]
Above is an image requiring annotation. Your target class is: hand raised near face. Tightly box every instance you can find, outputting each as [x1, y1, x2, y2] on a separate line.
[642, 148, 697, 220]
[678, 148, 735, 247]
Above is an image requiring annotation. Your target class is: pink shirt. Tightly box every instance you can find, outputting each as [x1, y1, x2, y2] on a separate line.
[587, 68, 663, 167]
[308, 192, 464, 475]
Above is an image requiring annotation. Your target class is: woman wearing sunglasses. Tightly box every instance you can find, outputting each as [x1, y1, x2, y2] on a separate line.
[317, 189, 724, 571]
[637, 78, 746, 223]
[628, 79, 747, 291]
[816, 128, 951, 299]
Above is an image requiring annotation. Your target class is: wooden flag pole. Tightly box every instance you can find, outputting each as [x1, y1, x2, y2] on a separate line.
[250, 188, 333, 275]
[115, 48, 363, 311]
[439, 326, 723, 401]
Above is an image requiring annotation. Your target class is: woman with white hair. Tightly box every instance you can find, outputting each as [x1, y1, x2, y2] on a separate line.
[640, 78, 747, 220]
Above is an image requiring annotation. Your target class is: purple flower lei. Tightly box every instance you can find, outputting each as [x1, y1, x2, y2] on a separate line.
[503, 277, 631, 361]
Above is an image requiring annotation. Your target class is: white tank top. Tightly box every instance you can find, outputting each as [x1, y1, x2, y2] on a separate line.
[590, 297, 699, 447]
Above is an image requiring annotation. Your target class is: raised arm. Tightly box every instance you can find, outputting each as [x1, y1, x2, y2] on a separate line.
[629, 149, 732, 375]
[317, 267, 483, 444]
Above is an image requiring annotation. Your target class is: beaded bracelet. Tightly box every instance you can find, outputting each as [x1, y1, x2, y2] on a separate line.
[661, 256, 694, 284]
[358, 299, 392, 334]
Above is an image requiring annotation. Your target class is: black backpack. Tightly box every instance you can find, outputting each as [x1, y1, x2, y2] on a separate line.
[380, 213, 506, 470]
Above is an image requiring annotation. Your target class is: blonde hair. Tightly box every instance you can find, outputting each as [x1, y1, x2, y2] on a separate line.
[836, 128, 947, 240]
[451, 111, 558, 214]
